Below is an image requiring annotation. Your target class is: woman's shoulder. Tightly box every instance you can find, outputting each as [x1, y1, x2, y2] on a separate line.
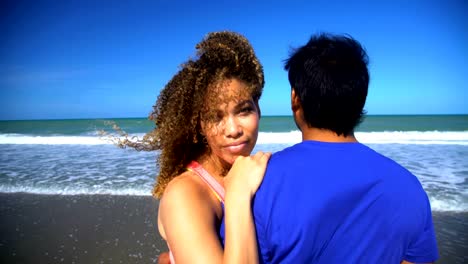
[161, 170, 222, 211]
[159, 170, 223, 226]
[162, 171, 208, 202]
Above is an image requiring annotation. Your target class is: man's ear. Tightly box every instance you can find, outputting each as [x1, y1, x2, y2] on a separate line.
[291, 87, 305, 131]
[291, 88, 301, 113]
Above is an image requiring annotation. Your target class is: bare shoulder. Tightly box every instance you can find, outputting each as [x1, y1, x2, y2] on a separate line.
[159, 170, 220, 217]
[161, 171, 207, 203]
[158, 171, 207, 237]
[158, 173, 225, 263]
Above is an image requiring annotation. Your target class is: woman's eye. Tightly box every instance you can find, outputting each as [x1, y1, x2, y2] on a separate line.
[241, 107, 252, 113]
[239, 106, 255, 115]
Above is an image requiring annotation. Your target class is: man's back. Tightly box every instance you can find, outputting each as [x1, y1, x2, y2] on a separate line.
[253, 141, 438, 263]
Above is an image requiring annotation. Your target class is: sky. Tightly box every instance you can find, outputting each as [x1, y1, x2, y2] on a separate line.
[0, 0, 467, 120]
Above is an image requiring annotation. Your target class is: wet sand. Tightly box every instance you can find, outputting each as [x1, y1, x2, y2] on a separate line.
[0, 193, 168, 263]
[0, 193, 467, 263]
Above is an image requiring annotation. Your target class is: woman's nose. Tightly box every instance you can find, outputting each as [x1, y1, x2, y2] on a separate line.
[224, 116, 242, 138]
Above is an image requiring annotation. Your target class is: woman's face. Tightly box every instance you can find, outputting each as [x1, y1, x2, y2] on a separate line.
[201, 78, 260, 166]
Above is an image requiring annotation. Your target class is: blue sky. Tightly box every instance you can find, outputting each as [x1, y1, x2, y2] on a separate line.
[1, 0, 467, 120]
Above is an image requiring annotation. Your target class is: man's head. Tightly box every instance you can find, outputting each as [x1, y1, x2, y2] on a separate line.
[284, 33, 369, 136]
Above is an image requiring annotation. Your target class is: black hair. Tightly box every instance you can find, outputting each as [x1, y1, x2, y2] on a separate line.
[284, 33, 369, 136]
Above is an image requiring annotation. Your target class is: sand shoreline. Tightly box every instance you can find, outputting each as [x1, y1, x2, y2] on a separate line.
[0, 193, 168, 263]
[0, 193, 467, 263]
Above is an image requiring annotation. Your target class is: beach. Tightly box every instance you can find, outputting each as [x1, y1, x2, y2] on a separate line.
[0, 193, 466, 263]
[0, 116, 467, 263]
[0, 193, 168, 263]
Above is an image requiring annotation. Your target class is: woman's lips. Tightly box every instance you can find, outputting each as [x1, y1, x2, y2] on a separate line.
[224, 141, 248, 154]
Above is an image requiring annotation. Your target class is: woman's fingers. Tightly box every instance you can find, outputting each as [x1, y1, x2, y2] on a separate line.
[224, 151, 271, 198]
[259, 151, 271, 162]
[253, 151, 264, 159]
[252, 151, 271, 162]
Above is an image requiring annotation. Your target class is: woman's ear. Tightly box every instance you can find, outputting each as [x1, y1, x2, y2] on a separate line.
[199, 120, 206, 136]
[255, 100, 261, 118]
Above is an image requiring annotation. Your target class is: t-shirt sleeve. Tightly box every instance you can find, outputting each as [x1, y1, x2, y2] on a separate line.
[253, 196, 269, 264]
[253, 160, 277, 264]
[403, 193, 439, 262]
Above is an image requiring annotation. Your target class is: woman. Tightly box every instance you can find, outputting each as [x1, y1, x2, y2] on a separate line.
[144, 31, 269, 263]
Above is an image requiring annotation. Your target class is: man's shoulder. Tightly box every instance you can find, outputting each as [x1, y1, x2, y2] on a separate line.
[262, 143, 308, 180]
[267, 141, 315, 164]
[257, 142, 315, 198]
[271, 142, 304, 158]
[361, 146, 420, 183]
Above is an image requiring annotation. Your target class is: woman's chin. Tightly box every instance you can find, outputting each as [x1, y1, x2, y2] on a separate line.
[225, 153, 249, 164]
[218, 147, 253, 166]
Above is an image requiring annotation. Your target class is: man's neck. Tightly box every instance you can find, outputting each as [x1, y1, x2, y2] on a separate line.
[301, 127, 358, 143]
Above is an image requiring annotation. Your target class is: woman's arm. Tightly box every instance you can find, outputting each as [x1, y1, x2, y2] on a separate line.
[224, 151, 271, 264]
[159, 151, 270, 264]
[159, 174, 224, 263]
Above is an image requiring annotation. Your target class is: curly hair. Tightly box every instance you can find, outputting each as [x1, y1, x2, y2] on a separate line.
[139, 31, 264, 198]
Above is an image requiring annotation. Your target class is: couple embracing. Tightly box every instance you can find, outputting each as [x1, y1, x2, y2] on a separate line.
[137, 31, 438, 264]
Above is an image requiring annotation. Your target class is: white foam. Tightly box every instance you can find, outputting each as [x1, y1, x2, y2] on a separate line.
[429, 197, 468, 212]
[0, 133, 146, 145]
[256, 131, 302, 144]
[0, 185, 152, 196]
[0, 134, 108, 145]
[0, 186, 465, 212]
[356, 131, 468, 145]
[1, 131, 468, 145]
[257, 131, 468, 145]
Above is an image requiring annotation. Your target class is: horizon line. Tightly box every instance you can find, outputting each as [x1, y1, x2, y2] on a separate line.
[1, 113, 468, 122]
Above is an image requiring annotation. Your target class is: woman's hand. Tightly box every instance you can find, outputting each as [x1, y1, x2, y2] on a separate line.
[224, 151, 271, 199]
[223, 151, 271, 264]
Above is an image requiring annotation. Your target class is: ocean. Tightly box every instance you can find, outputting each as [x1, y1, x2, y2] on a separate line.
[0, 115, 467, 263]
[1, 115, 467, 212]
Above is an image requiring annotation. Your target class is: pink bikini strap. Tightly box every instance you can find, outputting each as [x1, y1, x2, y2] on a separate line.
[169, 250, 175, 264]
[168, 161, 225, 263]
[187, 161, 225, 202]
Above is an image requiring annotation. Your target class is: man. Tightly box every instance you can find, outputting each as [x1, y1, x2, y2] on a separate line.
[252, 33, 438, 263]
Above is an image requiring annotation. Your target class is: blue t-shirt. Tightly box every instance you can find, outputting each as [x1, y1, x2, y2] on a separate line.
[251, 141, 438, 263]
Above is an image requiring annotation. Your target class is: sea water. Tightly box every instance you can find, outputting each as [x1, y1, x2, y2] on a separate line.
[0, 115, 467, 213]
